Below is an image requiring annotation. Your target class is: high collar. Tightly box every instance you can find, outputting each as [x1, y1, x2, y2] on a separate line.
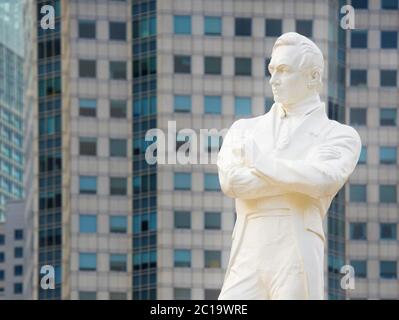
[278, 95, 322, 118]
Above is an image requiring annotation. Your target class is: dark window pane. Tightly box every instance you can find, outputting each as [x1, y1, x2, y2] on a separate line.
[79, 20, 96, 39]
[350, 222, 367, 240]
[110, 61, 127, 80]
[79, 137, 97, 156]
[110, 100, 127, 118]
[380, 108, 397, 126]
[379, 185, 397, 203]
[351, 30, 368, 48]
[350, 260, 367, 278]
[79, 60, 96, 78]
[381, 0, 399, 9]
[174, 211, 191, 229]
[204, 57, 221, 75]
[380, 223, 397, 240]
[204, 212, 221, 230]
[265, 19, 282, 37]
[174, 55, 191, 74]
[351, 0, 368, 9]
[235, 57, 251, 76]
[350, 69, 367, 86]
[109, 22, 126, 40]
[204, 16, 221, 36]
[296, 20, 313, 37]
[350, 108, 367, 125]
[381, 31, 398, 49]
[380, 70, 397, 87]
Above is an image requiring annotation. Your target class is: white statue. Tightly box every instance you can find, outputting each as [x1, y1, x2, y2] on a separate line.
[217, 32, 361, 300]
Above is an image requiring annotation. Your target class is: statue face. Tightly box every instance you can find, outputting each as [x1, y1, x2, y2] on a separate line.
[269, 45, 314, 106]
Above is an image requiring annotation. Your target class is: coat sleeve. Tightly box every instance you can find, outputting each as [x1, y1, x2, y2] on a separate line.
[217, 119, 288, 199]
[251, 124, 362, 199]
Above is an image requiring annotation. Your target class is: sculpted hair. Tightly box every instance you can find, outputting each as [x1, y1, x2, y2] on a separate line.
[271, 32, 324, 90]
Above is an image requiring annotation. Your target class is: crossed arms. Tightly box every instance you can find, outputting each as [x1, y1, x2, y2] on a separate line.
[217, 119, 362, 200]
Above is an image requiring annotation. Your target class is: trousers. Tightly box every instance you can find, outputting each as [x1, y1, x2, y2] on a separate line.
[218, 209, 324, 300]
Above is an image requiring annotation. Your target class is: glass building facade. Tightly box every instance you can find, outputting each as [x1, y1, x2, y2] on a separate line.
[36, 0, 62, 300]
[0, 0, 24, 223]
[132, 0, 157, 300]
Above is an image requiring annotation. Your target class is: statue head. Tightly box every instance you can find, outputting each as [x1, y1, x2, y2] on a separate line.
[269, 32, 324, 106]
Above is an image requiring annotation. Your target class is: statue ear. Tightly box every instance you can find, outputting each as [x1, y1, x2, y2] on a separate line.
[307, 69, 321, 90]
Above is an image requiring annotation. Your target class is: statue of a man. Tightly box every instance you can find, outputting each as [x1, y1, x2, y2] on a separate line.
[217, 32, 361, 300]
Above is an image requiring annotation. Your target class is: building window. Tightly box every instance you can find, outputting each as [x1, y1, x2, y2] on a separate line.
[79, 291, 97, 300]
[174, 211, 191, 229]
[296, 20, 312, 37]
[349, 184, 367, 202]
[79, 60, 96, 78]
[204, 96, 221, 114]
[174, 95, 191, 112]
[174, 249, 191, 267]
[350, 260, 367, 278]
[358, 146, 367, 164]
[204, 173, 220, 191]
[265, 19, 282, 37]
[79, 99, 97, 117]
[204, 250, 221, 268]
[0, 235, 4, 245]
[235, 57, 252, 76]
[109, 292, 127, 300]
[204, 16, 221, 36]
[78, 20, 96, 39]
[110, 177, 127, 196]
[14, 247, 23, 258]
[352, 0, 368, 9]
[350, 222, 367, 240]
[174, 15, 191, 35]
[379, 185, 397, 203]
[79, 137, 97, 156]
[380, 147, 397, 164]
[381, 0, 399, 9]
[174, 172, 191, 190]
[174, 55, 191, 74]
[79, 253, 97, 271]
[235, 17, 251, 36]
[79, 176, 97, 195]
[380, 70, 397, 87]
[265, 58, 271, 77]
[350, 108, 367, 126]
[380, 223, 397, 240]
[0, 270, 4, 281]
[380, 108, 397, 126]
[381, 31, 398, 49]
[380, 261, 397, 279]
[204, 212, 221, 230]
[79, 215, 97, 233]
[110, 254, 127, 272]
[350, 69, 367, 86]
[14, 265, 23, 276]
[110, 61, 127, 80]
[234, 97, 252, 116]
[204, 56, 222, 75]
[110, 100, 127, 118]
[110, 216, 127, 233]
[351, 30, 368, 48]
[110, 139, 127, 157]
[204, 289, 220, 300]
[174, 288, 191, 300]
[14, 229, 23, 240]
[109, 21, 126, 40]
[206, 135, 222, 152]
[14, 283, 23, 294]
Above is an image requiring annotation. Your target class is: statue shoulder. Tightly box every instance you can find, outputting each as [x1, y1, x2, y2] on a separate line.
[326, 120, 362, 146]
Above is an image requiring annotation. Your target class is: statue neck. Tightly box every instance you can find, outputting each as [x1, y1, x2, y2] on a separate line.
[280, 94, 321, 118]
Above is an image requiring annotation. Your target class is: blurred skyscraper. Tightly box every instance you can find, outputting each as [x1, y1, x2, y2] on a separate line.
[0, 0, 25, 298]
[345, 0, 398, 300]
